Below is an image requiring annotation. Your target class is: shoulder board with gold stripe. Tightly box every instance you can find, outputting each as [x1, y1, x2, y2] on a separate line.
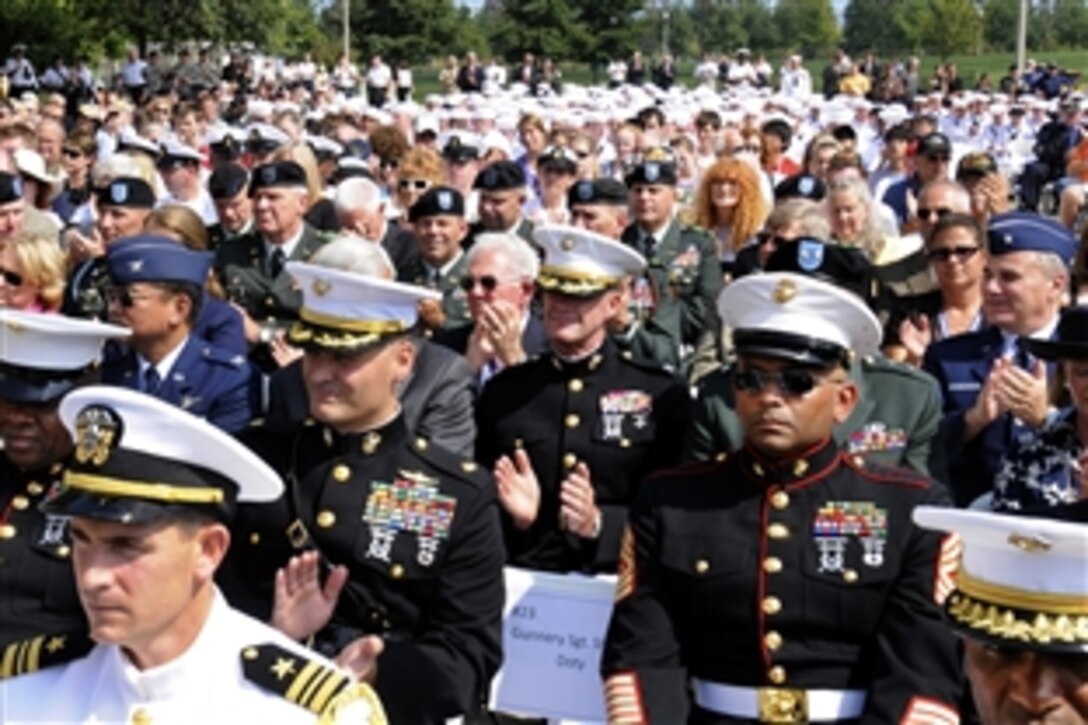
[240, 642, 386, 723]
[0, 631, 94, 680]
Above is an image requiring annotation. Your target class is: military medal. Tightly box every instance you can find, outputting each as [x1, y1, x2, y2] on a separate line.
[362, 472, 457, 569]
[598, 390, 653, 441]
[813, 501, 890, 574]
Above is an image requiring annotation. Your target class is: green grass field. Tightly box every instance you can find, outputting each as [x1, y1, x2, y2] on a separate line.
[409, 50, 1088, 98]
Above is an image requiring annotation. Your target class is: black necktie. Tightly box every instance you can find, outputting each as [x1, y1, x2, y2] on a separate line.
[144, 367, 162, 394]
[270, 248, 286, 278]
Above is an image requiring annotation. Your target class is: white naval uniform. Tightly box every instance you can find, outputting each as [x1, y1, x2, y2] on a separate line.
[0, 590, 378, 724]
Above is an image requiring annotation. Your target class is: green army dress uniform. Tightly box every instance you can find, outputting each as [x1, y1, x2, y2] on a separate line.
[398, 252, 472, 331]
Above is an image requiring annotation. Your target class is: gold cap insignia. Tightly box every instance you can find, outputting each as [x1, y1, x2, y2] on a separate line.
[560, 236, 576, 252]
[73, 405, 121, 467]
[1008, 532, 1052, 553]
[772, 278, 798, 305]
[312, 278, 332, 297]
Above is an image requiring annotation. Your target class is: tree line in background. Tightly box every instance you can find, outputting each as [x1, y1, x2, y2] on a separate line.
[2, 0, 1087, 70]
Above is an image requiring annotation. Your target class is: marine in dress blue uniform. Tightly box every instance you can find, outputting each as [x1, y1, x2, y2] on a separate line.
[0, 311, 128, 649]
[602, 273, 961, 724]
[100, 234, 257, 433]
[923, 213, 1076, 506]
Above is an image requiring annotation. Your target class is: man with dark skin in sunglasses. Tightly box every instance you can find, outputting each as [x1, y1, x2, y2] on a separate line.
[0, 310, 128, 647]
[603, 271, 961, 724]
[688, 238, 946, 478]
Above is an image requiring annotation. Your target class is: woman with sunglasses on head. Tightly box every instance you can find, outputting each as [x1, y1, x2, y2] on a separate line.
[0, 233, 66, 313]
[393, 146, 444, 227]
[898, 214, 987, 367]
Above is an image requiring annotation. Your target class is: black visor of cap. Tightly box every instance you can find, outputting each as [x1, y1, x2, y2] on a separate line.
[733, 328, 850, 368]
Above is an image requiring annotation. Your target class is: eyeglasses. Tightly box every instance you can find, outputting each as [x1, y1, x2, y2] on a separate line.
[573, 149, 593, 159]
[380, 158, 399, 170]
[107, 287, 157, 307]
[737, 145, 762, 153]
[398, 179, 431, 191]
[927, 245, 981, 263]
[62, 148, 84, 159]
[734, 367, 844, 396]
[916, 206, 953, 221]
[0, 267, 24, 287]
[924, 154, 951, 163]
[459, 275, 516, 293]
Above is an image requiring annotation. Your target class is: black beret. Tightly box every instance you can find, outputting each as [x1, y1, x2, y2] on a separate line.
[409, 186, 465, 222]
[474, 161, 526, 191]
[248, 161, 308, 196]
[624, 147, 678, 187]
[568, 178, 628, 207]
[764, 237, 873, 300]
[95, 177, 156, 209]
[538, 146, 579, 174]
[208, 163, 249, 201]
[0, 172, 23, 204]
[209, 136, 242, 161]
[774, 173, 826, 202]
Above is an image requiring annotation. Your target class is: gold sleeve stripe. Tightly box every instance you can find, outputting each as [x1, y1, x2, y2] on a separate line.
[285, 661, 323, 704]
[300, 667, 340, 711]
[604, 672, 645, 724]
[615, 525, 637, 602]
[23, 636, 44, 675]
[308, 671, 349, 713]
[1, 640, 19, 679]
[934, 533, 962, 606]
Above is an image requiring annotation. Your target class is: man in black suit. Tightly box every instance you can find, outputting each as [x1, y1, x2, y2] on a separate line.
[334, 176, 419, 276]
[264, 236, 475, 457]
[433, 231, 548, 387]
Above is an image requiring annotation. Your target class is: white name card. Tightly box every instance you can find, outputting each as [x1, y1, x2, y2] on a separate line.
[489, 567, 617, 723]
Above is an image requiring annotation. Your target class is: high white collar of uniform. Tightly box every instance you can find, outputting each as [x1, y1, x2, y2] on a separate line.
[137, 334, 190, 383]
[110, 587, 230, 702]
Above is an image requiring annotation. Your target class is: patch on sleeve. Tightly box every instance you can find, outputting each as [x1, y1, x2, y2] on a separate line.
[604, 671, 646, 724]
[616, 525, 637, 602]
[934, 533, 962, 606]
[901, 695, 959, 724]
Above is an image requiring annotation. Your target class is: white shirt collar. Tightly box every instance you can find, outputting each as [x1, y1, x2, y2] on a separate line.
[263, 224, 305, 263]
[424, 249, 464, 280]
[1000, 314, 1060, 355]
[137, 336, 189, 383]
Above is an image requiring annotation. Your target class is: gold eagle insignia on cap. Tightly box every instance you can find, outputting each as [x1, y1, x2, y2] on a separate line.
[772, 278, 798, 305]
[561, 236, 576, 252]
[73, 405, 121, 467]
[1008, 532, 1052, 553]
[311, 278, 332, 297]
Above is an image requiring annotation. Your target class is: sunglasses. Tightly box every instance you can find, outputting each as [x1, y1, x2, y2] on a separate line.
[398, 179, 431, 191]
[380, 158, 399, 170]
[917, 206, 953, 221]
[573, 149, 593, 159]
[107, 287, 158, 308]
[737, 145, 762, 153]
[756, 231, 789, 247]
[734, 367, 843, 396]
[927, 245, 981, 263]
[459, 275, 515, 293]
[924, 154, 951, 163]
[0, 267, 24, 287]
[62, 148, 84, 159]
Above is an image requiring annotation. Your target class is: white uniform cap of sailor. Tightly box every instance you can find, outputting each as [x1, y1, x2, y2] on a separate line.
[118, 129, 161, 156]
[57, 385, 283, 505]
[246, 122, 289, 146]
[159, 138, 204, 163]
[717, 272, 882, 360]
[287, 260, 441, 336]
[533, 224, 646, 296]
[0, 309, 129, 372]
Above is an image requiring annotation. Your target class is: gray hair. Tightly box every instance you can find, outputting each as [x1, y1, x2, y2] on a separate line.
[465, 232, 540, 280]
[1032, 250, 1070, 284]
[308, 235, 394, 279]
[334, 177, 383, 216]
[918, 179, 971, 214]
[767, 199, 832, 241]
[825, 176, 885, 257]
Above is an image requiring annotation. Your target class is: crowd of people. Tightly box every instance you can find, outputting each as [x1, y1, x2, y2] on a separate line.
[0, 40, 1086, 723]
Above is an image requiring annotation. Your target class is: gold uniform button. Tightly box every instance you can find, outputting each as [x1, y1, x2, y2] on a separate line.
[249, 533, 261, 545]
[770, 490, 790, 510]
[767, 665, 787, 685]
[562, 453, 577, 469]
[316, 510, 336, 528]
[620, 438, 631, 448]
[565, 414, 580, 429]
[694, 559, 710, 574]
[763, 557, 783, 574]
[764, 631, 783, 651]
[56, 545, 70, 558]
[762, 596, 782, 615]
[26, 482, 44, 496]
[131, 707, 152, 725]
[390, 564, 405, 579]
[753, 462, 766, 477]
[415, 437, 428, 451]
[792, 459, 809, 477]
[0, 524, 15, 539]
[568, 379, 584, 393]
[11, 496, 28, 511]
[842, 569, 859, 583]
[243, 647, 258, 660]
[332, 464, 351, 482]
[767, 523, 790, 539]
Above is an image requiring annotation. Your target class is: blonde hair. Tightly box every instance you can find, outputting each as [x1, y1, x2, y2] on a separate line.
[2, 233, 66, 310]
[693, 157, 770, 254]
[144, 205, 224, 299]
[272, 142, 324, 208]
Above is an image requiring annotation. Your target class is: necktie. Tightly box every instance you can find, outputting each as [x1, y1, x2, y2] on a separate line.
[144, 367, 162, 394]
[639, 233, 655, 259]
[270, 247, 286, 278]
